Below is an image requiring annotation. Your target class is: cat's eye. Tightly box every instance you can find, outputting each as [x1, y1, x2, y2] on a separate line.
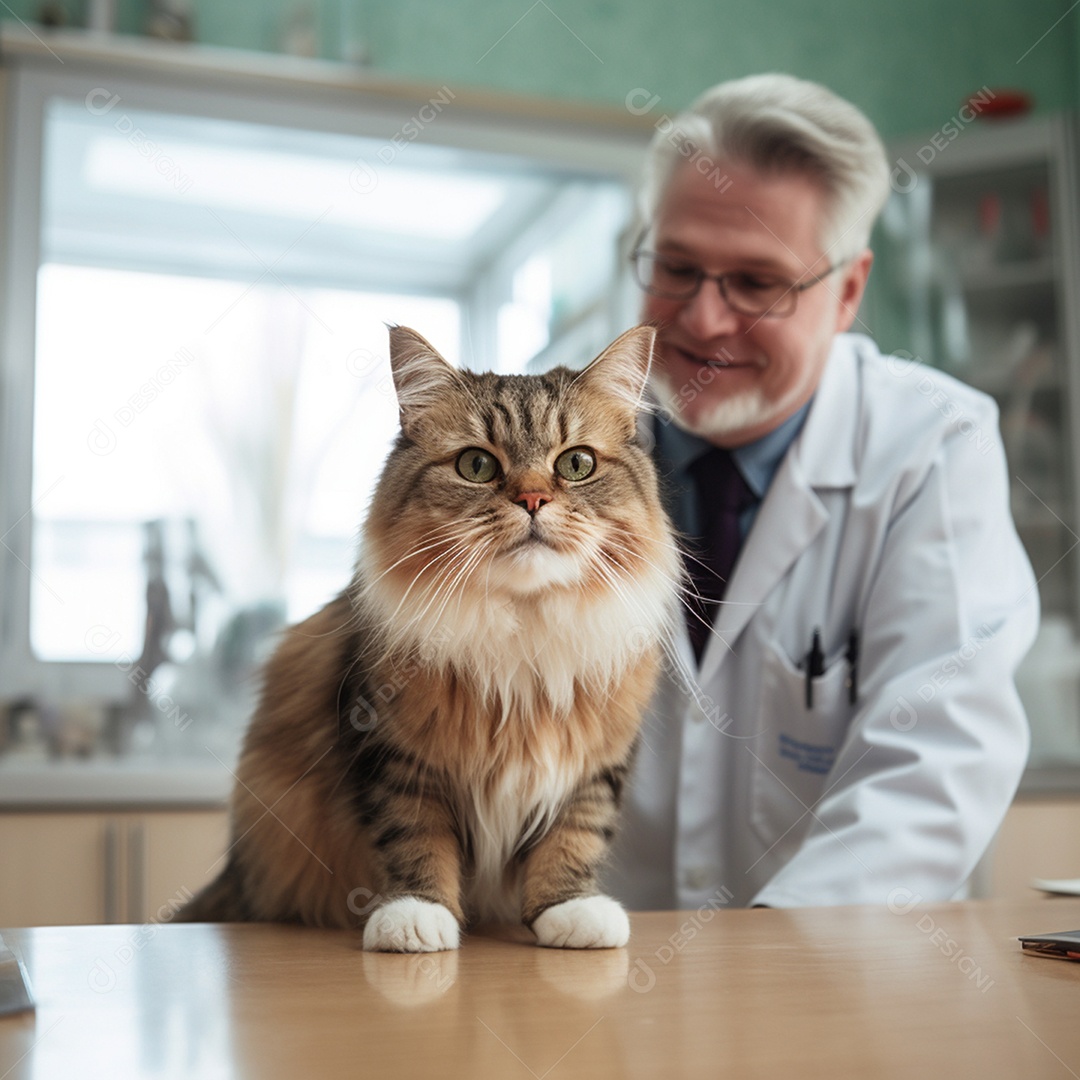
[554, 446, 597, 482]
[456, 448, 499, 483]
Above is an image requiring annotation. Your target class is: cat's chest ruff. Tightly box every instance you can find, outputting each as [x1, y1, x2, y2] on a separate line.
[372, 574, 650, 720]
[464, 754, 574, 921]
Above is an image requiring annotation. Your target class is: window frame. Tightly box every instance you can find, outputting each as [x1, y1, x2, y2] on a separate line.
[0, 31, 651, 699]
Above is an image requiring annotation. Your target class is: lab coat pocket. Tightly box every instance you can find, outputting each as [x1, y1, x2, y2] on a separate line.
[749, 640, 852, 848]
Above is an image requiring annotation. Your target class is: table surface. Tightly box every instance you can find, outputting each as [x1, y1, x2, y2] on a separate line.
[1, 897, 1079, 1079]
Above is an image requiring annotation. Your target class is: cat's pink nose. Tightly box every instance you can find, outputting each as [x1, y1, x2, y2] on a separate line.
[515, 491, 551, 515]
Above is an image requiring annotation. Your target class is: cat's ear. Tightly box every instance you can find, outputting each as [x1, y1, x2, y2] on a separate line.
[387, 325, 462, 436]
[576, 324, 656, 417]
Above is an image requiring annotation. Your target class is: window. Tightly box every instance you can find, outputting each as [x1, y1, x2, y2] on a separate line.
[0, 47, 644, 758]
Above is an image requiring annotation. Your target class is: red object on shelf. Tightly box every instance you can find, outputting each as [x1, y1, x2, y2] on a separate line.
[968, 89, 1033, 119]
[1031, 187, 1050, 241]
[979, 192, 1002, 237]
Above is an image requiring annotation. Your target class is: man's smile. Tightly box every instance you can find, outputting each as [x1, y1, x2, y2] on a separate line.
[669, 343, 764, 370]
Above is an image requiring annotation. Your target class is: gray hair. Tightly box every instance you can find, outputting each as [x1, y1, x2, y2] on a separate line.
[639, 73, 890, 259]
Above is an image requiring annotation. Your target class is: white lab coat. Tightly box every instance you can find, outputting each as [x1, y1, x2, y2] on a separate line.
[604, 333, 1039, 909]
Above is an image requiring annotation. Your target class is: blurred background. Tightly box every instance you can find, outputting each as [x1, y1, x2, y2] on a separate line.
[0, 0, 1078, 921]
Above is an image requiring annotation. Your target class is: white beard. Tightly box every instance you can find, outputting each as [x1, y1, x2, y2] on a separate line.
[651, 369, 780, 441]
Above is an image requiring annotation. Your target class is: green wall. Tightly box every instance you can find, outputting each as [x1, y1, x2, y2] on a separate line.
[9, 0, 1079, 137]
[357, 0, 1078, 139]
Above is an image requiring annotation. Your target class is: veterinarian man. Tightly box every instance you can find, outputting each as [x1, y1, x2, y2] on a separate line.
[604, 74, 1039, 909]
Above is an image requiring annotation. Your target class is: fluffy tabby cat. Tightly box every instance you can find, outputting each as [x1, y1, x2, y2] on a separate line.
[179, 324, 680, 951]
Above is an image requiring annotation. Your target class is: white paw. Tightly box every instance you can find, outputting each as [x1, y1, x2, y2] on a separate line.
[362, 897, 461, 952]
[532, 895, 630, 949]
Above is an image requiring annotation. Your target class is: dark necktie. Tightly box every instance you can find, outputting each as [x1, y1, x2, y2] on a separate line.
[685, 447, 756, 662]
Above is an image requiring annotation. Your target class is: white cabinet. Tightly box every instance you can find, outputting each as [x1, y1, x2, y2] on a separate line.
[0, 809, 228, 927]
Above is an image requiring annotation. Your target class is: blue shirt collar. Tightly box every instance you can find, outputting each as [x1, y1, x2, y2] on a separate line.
[656, 401, 812, 499]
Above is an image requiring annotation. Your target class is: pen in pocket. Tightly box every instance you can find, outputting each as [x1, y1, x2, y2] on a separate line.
[804, 627, 824, 709]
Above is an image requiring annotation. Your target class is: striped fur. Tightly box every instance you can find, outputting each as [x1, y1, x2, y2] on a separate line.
[179, 325, 681, 947]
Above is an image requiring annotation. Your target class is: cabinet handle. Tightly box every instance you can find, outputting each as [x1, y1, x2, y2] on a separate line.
[103, 821, 118, 924]
[127, 821, 145, 923]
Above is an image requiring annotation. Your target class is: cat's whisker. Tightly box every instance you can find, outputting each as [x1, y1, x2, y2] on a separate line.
[340, 526, 484, 652]
[361, 566, 466, 658]
[398, 536, 488, 623]
[361, 521, 483, 588]
[595, 542, 689, 612]
[427, 537, 496, 630]
[370, 517, 479, 561]
[398, 559, 481, 645]
[592, 564, 673, 651]
[591, 547, 689, 674]
[431, 541, 500, 647]
[598, 530, 688, 573]
[369, 535, 480, 628]
[599, 546, 683, 593]
[634, 556, 749, 689]
[378, 539, 494, 656]
[591, 543, 749, 717]
[601, 525, 702, 567]
[670, 544, 722, 581]
[589, 552, 676, 656]
[599, 536, 711, 611]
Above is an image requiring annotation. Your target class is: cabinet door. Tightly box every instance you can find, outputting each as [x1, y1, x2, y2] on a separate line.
[0, 812, 111, 926]
[0, 810, 230, 928]
[136, 811, 230, 923]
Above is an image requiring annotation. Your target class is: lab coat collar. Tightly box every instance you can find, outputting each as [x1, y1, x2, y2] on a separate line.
[698, 334, 862, 681]
[790, 334, 861, 489]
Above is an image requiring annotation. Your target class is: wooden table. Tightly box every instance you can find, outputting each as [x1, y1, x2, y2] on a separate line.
[2, 898, 1078, 1078]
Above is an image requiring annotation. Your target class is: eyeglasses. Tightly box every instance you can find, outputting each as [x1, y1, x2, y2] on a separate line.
[629, 247, 846, 319]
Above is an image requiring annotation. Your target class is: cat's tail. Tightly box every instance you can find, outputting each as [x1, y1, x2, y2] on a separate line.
[173, 860, 252, 923]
